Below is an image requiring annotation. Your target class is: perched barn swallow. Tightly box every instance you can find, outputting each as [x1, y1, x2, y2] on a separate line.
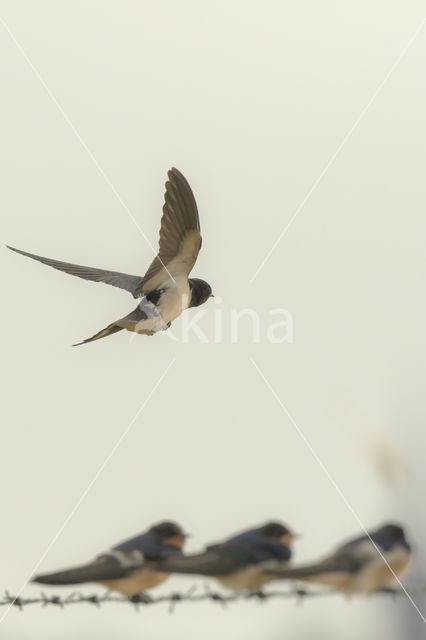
[265, 523, 412, 594]
[32, 521, 187, 596]
[155, 521, 296, 592]
[8, 168, 213, 345]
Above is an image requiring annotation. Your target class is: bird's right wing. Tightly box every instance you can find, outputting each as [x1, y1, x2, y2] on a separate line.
[32, 551, 144, 586]
[136, 168, 202, 295]
[7, 246, 143, 298]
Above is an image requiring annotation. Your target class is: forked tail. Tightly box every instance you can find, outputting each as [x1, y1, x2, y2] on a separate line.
[73, 323, 123, 346]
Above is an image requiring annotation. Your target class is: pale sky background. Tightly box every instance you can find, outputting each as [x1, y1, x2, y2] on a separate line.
[1, 1, 426, 638]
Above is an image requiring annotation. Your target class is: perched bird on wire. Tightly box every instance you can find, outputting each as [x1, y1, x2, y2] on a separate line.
[32, 521, 188, 597]
[265, 523, 412, 594]
[155, 521, 297, 593]
[8, 168, 213, 345]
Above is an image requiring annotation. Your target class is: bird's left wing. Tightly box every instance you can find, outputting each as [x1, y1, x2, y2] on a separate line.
[7, 246, 143, 297]
[136, 168, 202, 295]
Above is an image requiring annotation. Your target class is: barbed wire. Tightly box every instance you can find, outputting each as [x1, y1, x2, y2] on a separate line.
[1, 585, 424, 612]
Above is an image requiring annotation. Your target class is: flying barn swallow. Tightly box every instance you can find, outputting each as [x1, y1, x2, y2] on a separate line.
[155, 521, 296, 592]
[32, 521, 187, 596]
[8, 168, 213, 345]
[265, 523, 412, 594]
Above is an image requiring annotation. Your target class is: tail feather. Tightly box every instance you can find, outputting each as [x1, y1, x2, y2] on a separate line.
[73, 323, 123, 346]
[267, 564, 334, 580]
[32, 555, 136, 585]
[32, 564, 105, 586]
[267, 556, 359, 581]
[72, 303, 163, 345]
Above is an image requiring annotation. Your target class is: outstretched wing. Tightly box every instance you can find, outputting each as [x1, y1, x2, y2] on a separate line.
[32, 551, 143, 586]
[7, 246, 143, 298]
[136, 168, 202, 295]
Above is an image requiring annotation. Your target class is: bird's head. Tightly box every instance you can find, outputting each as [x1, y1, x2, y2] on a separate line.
[258, 521, 298, 548]
[148, 521, 189, 549]
[374, 523, 410, 548]
[188, 278, 214, 308]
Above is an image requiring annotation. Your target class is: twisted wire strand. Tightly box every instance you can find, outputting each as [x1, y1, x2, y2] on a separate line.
[1, 585, 423, 612]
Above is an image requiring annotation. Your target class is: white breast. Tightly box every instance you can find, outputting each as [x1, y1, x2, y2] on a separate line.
[156, 279, 191, 324]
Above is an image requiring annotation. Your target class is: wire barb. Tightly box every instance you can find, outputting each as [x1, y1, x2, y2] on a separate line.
[0, 586, 423, 610]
